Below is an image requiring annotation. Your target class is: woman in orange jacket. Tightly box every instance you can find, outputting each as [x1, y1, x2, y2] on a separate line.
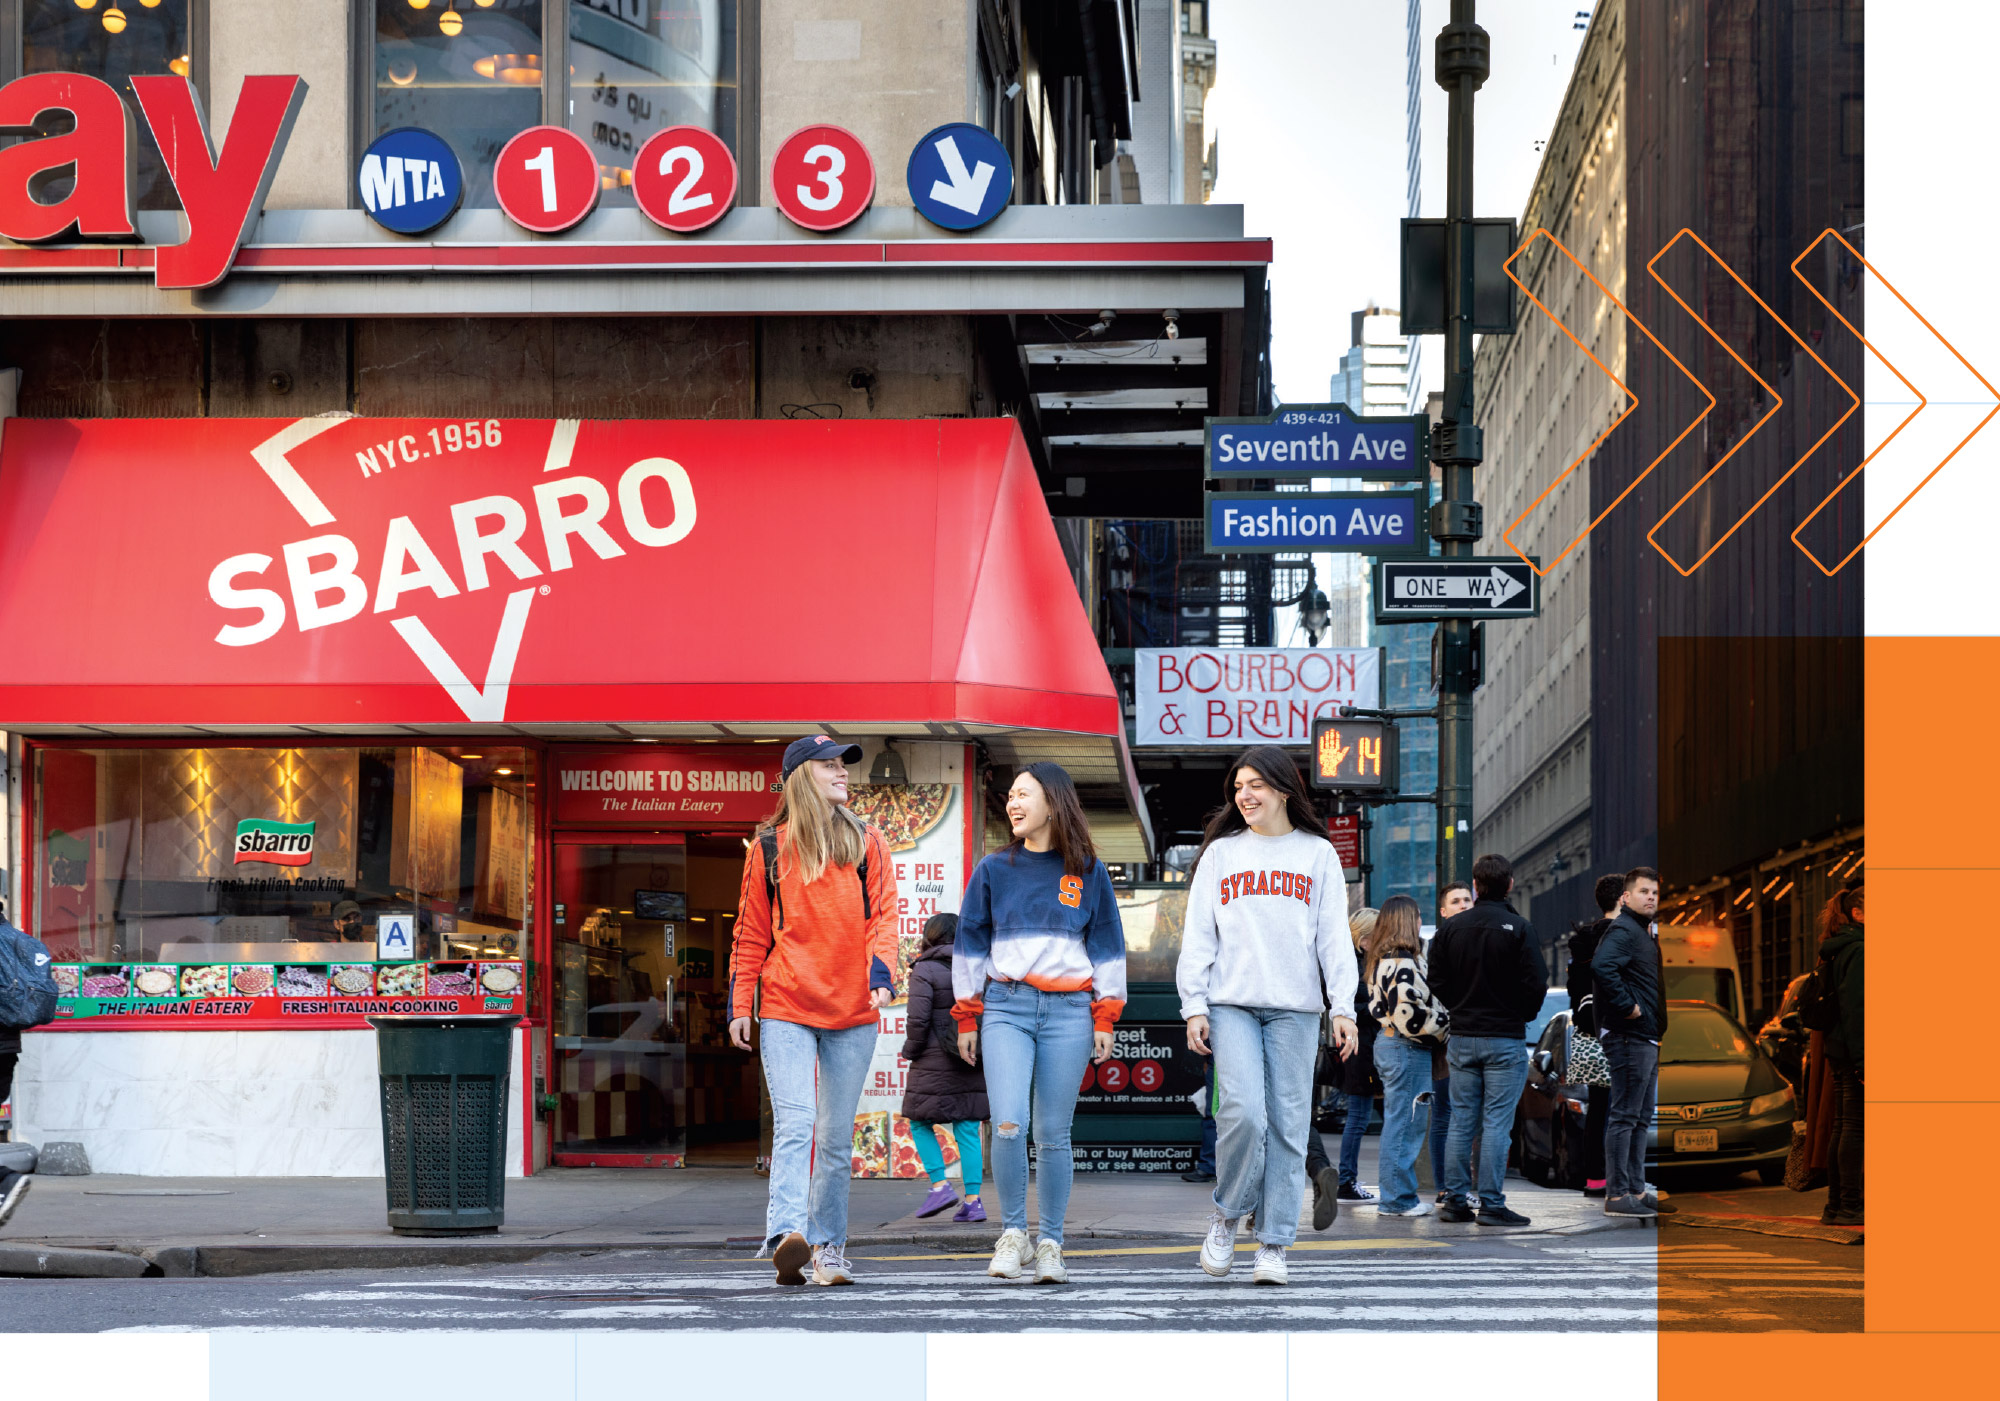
[730, 735, 899, 1288]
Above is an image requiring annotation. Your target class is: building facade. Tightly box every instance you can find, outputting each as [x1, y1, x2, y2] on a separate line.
[0, 0, 1275, 1175]
[1466, 0, 1624, 937]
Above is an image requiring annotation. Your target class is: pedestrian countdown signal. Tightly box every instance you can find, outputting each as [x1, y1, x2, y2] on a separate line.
[1310, 715, 1398, 793]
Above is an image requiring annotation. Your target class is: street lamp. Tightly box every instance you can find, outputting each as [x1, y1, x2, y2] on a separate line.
[1298, 585, 1331, 646]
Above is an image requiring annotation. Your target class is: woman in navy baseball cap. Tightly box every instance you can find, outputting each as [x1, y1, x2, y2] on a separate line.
[730, 734, 897, 1287]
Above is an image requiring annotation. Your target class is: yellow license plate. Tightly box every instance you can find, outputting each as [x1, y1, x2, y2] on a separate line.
[1673, 1128, 1719, 1153]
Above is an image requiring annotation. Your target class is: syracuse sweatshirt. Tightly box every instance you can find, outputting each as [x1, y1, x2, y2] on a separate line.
[950, 845, 1127, 1033]
[1176, 827, 1356, 1019]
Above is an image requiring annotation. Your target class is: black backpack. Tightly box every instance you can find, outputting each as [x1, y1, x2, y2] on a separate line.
[760, 818, 875, 929]
[1796, 957, 1841, 1032]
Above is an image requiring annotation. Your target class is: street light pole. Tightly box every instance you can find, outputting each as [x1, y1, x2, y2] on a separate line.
[1431, 0, 1488, 892]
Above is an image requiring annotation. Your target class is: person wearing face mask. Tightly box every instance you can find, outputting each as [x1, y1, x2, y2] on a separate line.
[730, 736, 900, 1288]
[952, 762, 1126, 1286]
[1177, 746, 1358, 1287]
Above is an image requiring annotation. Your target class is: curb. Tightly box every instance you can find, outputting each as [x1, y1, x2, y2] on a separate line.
[1665, 1213, 1864, 1245]
[0, 1242, 154, 1279]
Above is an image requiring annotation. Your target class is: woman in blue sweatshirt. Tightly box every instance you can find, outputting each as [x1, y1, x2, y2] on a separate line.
[952, 762, 1125, 1285]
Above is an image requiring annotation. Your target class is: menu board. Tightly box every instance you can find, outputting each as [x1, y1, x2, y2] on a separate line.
[49, 960, 528, 1024]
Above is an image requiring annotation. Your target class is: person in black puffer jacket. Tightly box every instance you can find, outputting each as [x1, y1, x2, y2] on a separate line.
[900, 914, 989, 1223]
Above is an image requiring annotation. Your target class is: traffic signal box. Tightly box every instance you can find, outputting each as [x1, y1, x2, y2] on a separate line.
[1309, 715, 1399, 794]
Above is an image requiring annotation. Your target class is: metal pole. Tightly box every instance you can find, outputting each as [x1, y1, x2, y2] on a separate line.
[1431, 0, 1488, 893]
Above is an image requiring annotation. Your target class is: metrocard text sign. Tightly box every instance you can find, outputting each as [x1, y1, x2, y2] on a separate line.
[1134, 648, 1382, 747]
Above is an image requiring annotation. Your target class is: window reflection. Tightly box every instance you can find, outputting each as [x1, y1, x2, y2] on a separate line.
[375, 0, 544, 208]
[566, 0, 737, 206]
[21, 0, 192, 211]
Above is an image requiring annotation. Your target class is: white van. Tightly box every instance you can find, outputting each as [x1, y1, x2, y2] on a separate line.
[1656, 923, 1746, 1025]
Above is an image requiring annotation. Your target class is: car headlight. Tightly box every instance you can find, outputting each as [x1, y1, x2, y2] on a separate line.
[1748, 1086, 1794, 1117]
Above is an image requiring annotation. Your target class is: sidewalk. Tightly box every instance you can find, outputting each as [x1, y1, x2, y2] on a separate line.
[0, 1144, 1625, 1277]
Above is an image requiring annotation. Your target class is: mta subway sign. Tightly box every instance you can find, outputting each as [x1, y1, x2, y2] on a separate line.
[1205, 489, 1426, 555]
[1372, 557, 1541, 622]
[1206, 404, 1428, 482]
[357, 128, 464, 235]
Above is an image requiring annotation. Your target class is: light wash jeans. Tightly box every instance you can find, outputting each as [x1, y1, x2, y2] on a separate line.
[981, 980, 1095, 1243]
[1372, 1032, 1435, 1212]
[760, 1017, 878, 1249]
[1210, 1004, 1320, 1246]
[1444, 1034, 1528, 1209]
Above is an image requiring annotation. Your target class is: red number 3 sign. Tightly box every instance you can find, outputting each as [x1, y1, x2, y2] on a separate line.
[770, 124, 875, 232]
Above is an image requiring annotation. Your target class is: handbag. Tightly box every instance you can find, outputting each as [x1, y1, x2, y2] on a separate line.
[1782, 1119, 1819, 1192]
[1566, 1024, 1612, 1088]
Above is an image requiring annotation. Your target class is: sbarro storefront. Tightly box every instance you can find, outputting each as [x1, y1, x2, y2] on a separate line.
[0, 415, 1140, 1177]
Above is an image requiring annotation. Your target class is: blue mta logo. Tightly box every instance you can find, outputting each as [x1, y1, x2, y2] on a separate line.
[357, 128, 464, 236]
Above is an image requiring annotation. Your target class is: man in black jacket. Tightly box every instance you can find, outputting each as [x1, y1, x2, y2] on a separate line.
[1428, 853, 1549, 1225]
[1593, 867, 1669, 1218]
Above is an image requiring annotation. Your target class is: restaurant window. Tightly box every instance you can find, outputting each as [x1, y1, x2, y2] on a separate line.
[564, 0, 739, 206]
[373, 0, 546, 208]
[35, 745, 536, 966]
[15, 0, 199, 211]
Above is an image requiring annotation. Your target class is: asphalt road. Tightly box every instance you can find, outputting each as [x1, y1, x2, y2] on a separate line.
[0, 1227, 1860, 1332]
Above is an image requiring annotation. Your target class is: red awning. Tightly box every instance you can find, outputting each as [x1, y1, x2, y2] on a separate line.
[0, 416, 1120, 740]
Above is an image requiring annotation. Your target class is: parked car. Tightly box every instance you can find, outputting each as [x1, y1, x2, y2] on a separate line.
[1525, 986, 1567, 1049]
[1756, 973, 1811, 1095]
[1513, 1009, 1590, 1187]
[1514, 1000, 1798, 1187]
[1648, 1000, 1795, 1183]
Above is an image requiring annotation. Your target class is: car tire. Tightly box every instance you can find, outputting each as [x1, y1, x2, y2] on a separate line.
[1757, 1163, 1785, 1186]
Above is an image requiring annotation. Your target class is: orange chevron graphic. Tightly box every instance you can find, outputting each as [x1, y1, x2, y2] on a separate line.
[1500, 228, 1714, 577]
[1643, 229, 1858, 577]
[1788, 228, 1999, 576]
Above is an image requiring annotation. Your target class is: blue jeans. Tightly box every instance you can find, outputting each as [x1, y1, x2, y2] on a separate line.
[1428, 1075, 1452, 1184]
[1211, 1004, 1320, 1246]
[1602, 1032, 1660, 1199]
[910, 1119, 984, 1196]
[1444, 1034, 1528, 1209]
[1338, 1094, 1372, 1185]
[1373, 1033, 1435, 1212]
[981, 980, 1096, 1243]
[760, 1018, 878, 1249]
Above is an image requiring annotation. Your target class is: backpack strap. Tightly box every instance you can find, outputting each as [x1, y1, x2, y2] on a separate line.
[761, 828, 783, 930]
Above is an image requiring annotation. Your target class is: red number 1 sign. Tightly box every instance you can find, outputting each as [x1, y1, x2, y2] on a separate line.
[495, 127, 601, 234]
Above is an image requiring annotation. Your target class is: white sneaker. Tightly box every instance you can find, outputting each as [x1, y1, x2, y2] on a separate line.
[1032, 1237, 1068, 1284]
[988, 1227, 1030, 1279]
[1377, 1199, 1434, 1217]
[1251, 1244, 1289, 1285]
[810, 1242, 854, 1286]
[1200, 1208, 1239, 1277]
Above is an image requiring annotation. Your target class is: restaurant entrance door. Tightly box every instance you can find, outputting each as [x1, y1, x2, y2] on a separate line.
[550, 831, 758, 1167]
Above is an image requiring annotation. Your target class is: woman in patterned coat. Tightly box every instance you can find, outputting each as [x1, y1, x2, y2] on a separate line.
[1365, 895, 1453, 1217]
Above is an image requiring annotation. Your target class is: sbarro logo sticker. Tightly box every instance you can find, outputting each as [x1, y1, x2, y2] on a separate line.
[234, 818, 316, 867]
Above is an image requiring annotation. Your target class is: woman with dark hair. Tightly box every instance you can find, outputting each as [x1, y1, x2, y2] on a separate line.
[1805, 884, 1864, 1226]
[1177, 746, 1357, 1286]
[1366, 894, 1451, 1216]
[952, 762, 1125, 1284]
[900, 912, 988, 1223]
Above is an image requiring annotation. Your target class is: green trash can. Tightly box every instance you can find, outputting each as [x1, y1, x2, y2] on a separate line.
[368, 1014, 522, 1236]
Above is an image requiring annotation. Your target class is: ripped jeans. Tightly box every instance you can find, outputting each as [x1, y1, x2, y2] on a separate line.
[980, 980, 1096, 1243]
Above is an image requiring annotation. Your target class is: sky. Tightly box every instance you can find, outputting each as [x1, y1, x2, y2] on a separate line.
[1206, 1, 1592, 406]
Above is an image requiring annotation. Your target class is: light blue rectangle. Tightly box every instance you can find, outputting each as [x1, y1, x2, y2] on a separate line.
[1207, 494, 1422, 552]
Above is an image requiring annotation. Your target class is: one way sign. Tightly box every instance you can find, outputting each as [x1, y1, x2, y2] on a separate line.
[907, 122, 1013, 230]
[1373, 557, 1542, 622]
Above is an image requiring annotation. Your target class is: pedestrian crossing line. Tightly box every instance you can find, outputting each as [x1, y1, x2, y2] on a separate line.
[842, 1237, 1452, 1263]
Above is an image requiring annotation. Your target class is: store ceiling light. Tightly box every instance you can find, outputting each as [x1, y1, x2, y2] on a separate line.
[387, 59, 418, 86]
[169, 53, 189, 76]
[869, 740, 907, 786]
[74, 0, 97, 11]
[495, 767, 514, 775]
[101, 0, 124, 23]
[473, 52, 541, 84]
[439, 6, 463, 36]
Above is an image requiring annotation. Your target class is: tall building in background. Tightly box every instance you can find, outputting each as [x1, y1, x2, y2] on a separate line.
[1182, 2, 1219, 202]
[1403, 0, 1425, 415]
[1465, 0, 1624, 938]
[1330, 305, 1412, 414]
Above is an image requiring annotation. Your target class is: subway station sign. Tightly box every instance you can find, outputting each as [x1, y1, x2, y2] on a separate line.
[1205, 404, 1429, 482]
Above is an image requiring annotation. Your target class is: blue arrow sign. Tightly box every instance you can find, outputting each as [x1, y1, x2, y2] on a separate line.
[1205, 490, 1428, 554]
[907, 122, 1013, 231]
